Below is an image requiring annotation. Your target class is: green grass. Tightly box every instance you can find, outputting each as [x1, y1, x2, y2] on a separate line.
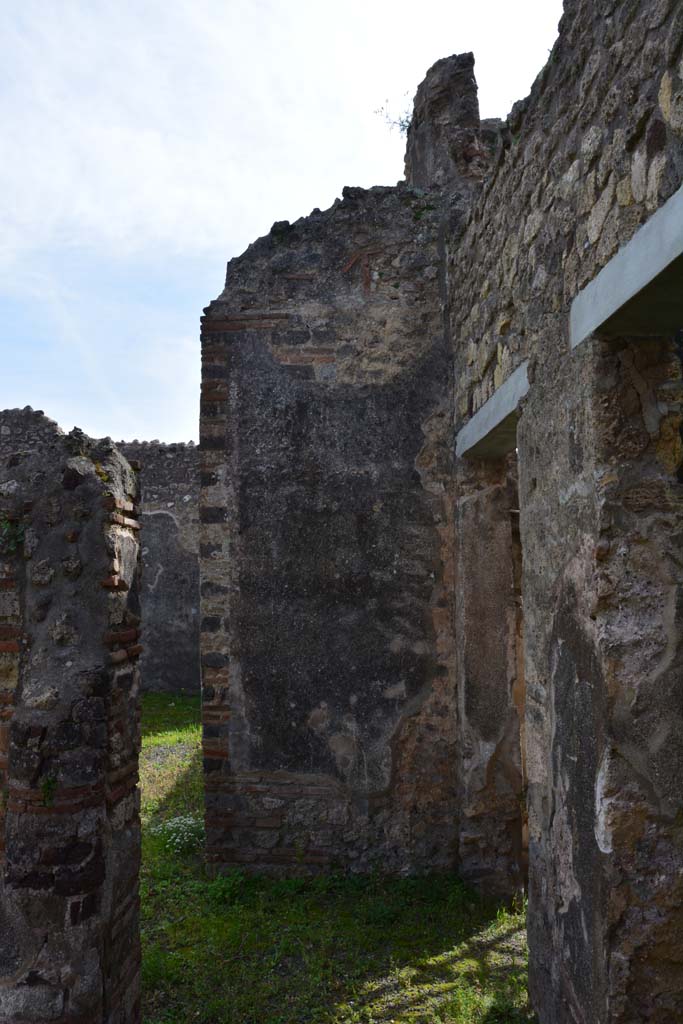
[139, 692, 202, 823]
[141, 692, 203, 747]
[140, 694, 535, 1024]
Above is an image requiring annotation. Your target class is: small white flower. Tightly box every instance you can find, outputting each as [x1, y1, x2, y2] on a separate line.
[151, 814, 205, 855]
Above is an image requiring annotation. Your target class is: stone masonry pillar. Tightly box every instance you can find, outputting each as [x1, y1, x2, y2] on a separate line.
[0, 409, 142, 1024]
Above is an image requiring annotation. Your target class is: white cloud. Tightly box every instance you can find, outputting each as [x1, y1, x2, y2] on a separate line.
[1, 0, 563, 267]
[0, 0, 563, 440]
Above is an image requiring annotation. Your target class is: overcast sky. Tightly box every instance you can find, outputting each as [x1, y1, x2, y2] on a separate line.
[1, 0, 564, 441]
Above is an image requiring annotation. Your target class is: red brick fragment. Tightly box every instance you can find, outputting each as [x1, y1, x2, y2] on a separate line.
[111, 513, 141, 531]
[103, 496, 135, 514]
[103, 628, 138, 647]
[201, 315, 288, 334]
[100, 575, 129, 591]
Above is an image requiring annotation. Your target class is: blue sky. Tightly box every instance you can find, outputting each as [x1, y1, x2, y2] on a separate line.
[1, 0, 564, 441]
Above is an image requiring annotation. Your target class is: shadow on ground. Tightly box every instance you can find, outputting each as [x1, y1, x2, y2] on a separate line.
[140, 841, 533, 1023]
[139, 694, 535, 1024]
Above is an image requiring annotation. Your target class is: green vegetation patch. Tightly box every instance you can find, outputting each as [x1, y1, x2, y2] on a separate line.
[140, 693, 534, 1024]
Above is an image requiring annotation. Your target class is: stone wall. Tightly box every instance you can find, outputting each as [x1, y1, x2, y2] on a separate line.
[451, 0, 683, 425]
[0, 408, 141, 1024]
[119, 441, 199, 693]
[197, 47, 521, 879]
[448, 1, 683, 1020]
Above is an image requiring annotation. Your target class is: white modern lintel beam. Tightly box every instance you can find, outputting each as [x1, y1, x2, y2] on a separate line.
[455, 360, 529, 459]
[570, 184, 683, 349]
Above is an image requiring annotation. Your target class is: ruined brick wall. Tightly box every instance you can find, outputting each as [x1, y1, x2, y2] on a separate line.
[0, 408, 141, 1024]
[119, 441, 199, 693]
[199, 181, 469, 874]
[448, 1, 683, 1020]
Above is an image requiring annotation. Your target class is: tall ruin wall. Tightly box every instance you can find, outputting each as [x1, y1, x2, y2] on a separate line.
[119, 441, 199, 694]
[448, 1, 683, 1020]
[200, 183, 463, 873]
[0, 408, 141, 1024]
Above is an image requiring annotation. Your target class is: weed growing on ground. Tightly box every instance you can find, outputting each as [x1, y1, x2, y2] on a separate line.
[150, 814, 205, 856]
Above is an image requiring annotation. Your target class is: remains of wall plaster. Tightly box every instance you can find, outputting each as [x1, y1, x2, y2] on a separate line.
[0, 408, 141, 1024]
[454, 456, 526, 897]
[200, 183, 462, 874]
[119, 441, 199, 693]
[448, 1, 683, 1019]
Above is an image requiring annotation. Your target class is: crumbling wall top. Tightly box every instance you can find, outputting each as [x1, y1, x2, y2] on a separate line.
[0, 406, 64, 460]
[404, 52, 501, 189]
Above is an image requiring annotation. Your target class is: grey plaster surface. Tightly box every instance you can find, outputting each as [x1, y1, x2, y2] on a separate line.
[455, 361, 529, 458]
[570, 184, 683, 348]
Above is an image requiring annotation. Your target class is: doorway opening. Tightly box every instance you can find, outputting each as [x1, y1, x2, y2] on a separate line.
[455, 448, 528, 897]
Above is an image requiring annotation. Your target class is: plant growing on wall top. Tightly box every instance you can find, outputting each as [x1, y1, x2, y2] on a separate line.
[374, 95, 412, 135]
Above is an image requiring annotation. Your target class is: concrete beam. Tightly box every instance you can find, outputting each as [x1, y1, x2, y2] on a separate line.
[571, 184, 683, 348]
[456, 361, 529, 459]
